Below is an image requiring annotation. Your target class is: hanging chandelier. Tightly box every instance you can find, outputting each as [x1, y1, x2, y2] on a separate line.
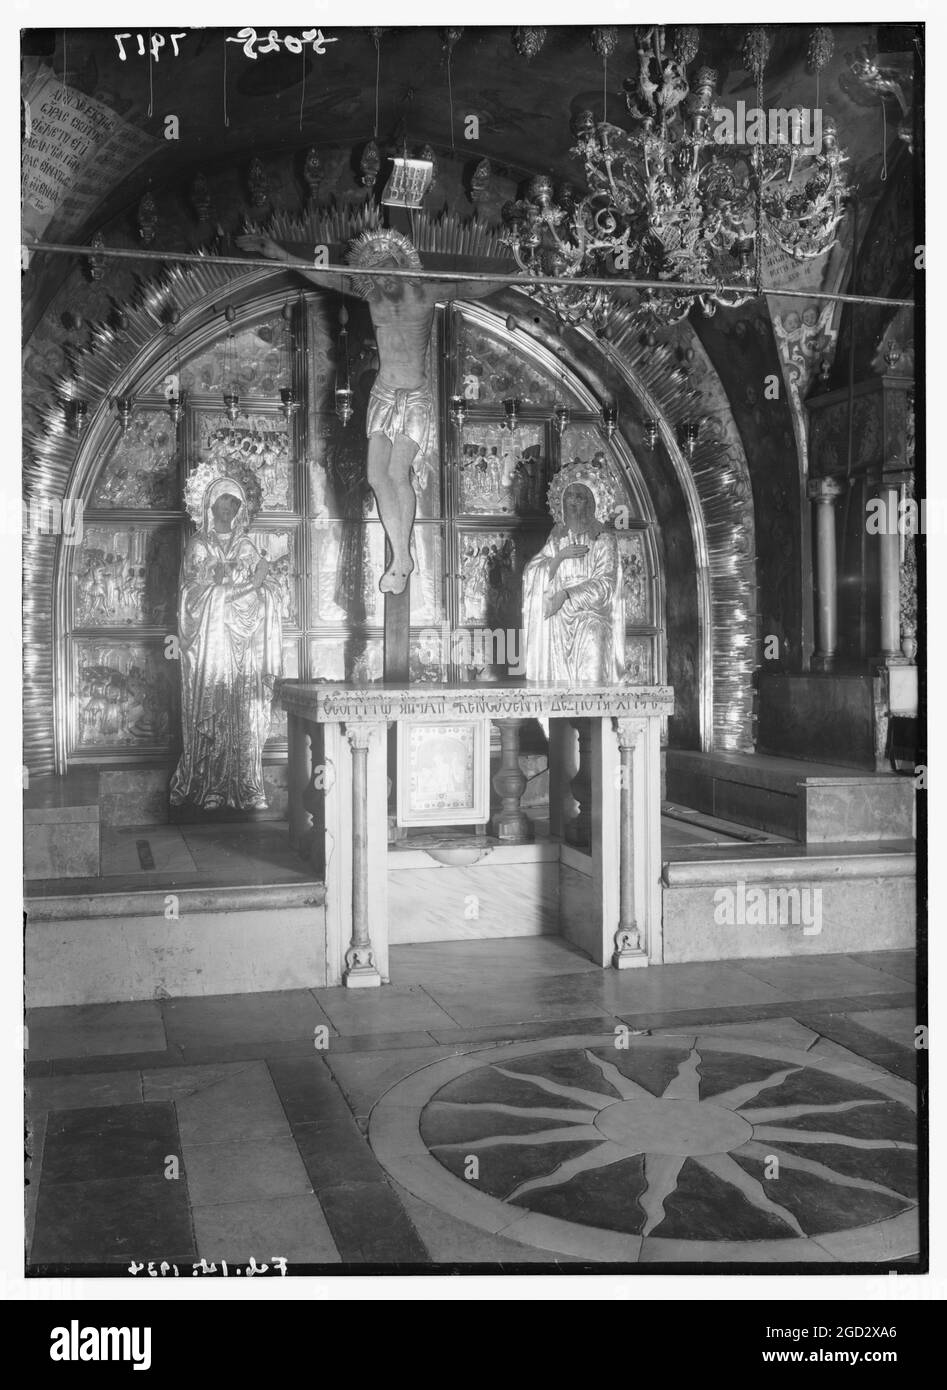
[501, 24, 849, 331]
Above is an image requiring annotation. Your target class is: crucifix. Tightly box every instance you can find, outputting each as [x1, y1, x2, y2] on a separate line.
[237, 227, 505, 681]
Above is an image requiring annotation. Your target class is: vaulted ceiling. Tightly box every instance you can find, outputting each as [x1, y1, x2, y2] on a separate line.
[22, 22, 920, 336]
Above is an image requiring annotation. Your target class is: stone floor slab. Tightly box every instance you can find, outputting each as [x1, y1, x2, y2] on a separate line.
[390, 938, 599, 987]
[425, 963, 782, 1029]
[325, 1041, 500, 1119]
[316, 1180, 428, 1263]
[182, 1136, 313, 1205]
[265, 1057, 354, 1128]
[41, 1101, 180, 1184]
[846, 1007, 917, 1048]
[50, 1047, 184, 1075]
[735, 955, 911, 1000]
[655, 1018, 821, 1050]
[179, 824, 310, 882]
[844, 951, 916, 984]
[27, 1001, 167, 1061]
[191, 1194, 341, 1264]
[100, 826, 196, 877]
[30, 1174, 195, 1267]
[162, 990, 336, 1050]
[27, 1068, 143, 1116]
[597, 963, 787, 1013]
[802, 1036, 902, 1079]
[145, 1060, 291, 1144]
[428, 1015, 621, 1047]
[327, 1029, 440, 1054]
[293, 1119, 388, 1191]
[313, 984, 459, 1036]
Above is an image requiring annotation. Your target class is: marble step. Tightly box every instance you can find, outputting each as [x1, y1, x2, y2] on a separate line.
[24, 803, 100, 880]
[666, 749, 915, 843]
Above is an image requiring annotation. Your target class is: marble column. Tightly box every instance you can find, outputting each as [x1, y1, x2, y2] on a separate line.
[613, 717, 648, 968]
[877, 475, 904, 661]
[808, 477, 844, 671]
[343, 723, 382, 988]
[491, 718, 533, 843]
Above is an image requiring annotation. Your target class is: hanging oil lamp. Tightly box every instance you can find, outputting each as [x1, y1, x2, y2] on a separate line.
[335, 386, 353, 426]
[552, 367, 571, 437]
[70, 399, 89, 434]
[165, 308, 187, 428]
[449, 394, 468, 428]
[601, 403, 618, 440]
[112, 396, 135, 436]
[360, 139, 381, 189]
[88, 231, 106, 283]
[222, 306, 240, 424]
[168, 383, 186, 425]
[679, 419, 700, 457]
[279, 299, 299, 419]
[643, 418, 659, 450]
[335, 305, 353, 426]
[503, 397, 521, 432]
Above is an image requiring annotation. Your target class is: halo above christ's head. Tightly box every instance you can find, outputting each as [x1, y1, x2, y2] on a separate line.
[347, 228, 422, 296]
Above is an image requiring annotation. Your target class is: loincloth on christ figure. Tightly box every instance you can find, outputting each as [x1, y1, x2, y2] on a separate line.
[366, 381, 434, 456]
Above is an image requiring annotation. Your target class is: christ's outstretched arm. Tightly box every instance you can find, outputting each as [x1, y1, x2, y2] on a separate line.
[235, 234, 372, 298]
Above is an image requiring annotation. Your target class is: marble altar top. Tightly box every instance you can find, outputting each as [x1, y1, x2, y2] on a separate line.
[280, 680, 675, 722]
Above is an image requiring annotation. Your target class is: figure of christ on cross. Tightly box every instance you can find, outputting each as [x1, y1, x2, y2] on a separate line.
[237, 230, 507, 595]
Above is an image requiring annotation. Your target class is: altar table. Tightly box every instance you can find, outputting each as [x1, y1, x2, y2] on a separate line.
[281, 681, 674, 987]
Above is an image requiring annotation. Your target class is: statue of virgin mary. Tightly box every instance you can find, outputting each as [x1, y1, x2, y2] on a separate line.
[170, 460, 283, 811]
[521, 458, 625, 684]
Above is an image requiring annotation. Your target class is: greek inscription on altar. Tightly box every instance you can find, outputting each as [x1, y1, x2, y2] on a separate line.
[288, 684, 673, 723]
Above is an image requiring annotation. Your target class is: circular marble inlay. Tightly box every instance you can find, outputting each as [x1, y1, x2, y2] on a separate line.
[593, 1096, 752, 1156]
[369, 1031, 919, 1264]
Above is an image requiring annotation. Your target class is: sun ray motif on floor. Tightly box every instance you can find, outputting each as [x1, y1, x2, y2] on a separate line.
[428, 1046, 915, 1237]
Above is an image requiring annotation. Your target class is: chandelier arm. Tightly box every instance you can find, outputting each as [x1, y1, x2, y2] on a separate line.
[509, 243, 535, 275]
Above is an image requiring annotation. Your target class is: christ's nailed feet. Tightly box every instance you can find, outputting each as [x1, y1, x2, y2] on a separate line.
[379, 557, 415, 596]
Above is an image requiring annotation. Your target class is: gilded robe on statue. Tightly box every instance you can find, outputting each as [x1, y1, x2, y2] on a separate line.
[170, 464, 283, 811]
[522, 460, 625, 684]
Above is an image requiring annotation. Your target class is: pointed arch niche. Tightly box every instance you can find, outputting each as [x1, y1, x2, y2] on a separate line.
[24, 261, 756, 777]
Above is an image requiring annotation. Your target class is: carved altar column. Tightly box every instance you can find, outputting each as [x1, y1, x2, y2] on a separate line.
[613, 717, 649, 968]
[808, 477, 844, 671]
[491, 719, 533, 843]
[343, 723, 382, 988]
[565, 718, 592, 847]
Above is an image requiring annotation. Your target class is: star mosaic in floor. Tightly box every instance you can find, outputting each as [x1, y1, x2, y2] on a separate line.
[26, 943, 922, 1271]
[373, 1033, 918, 1263]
